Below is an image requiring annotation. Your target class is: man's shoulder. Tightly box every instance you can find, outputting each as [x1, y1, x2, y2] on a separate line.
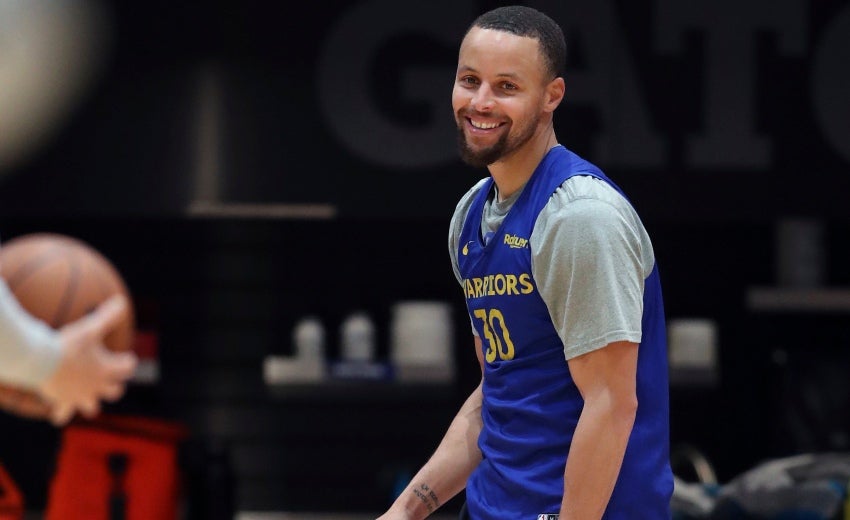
[555, 174, 627, 207]
[533, 174, 649, 242]
[533, 175, 630, 225]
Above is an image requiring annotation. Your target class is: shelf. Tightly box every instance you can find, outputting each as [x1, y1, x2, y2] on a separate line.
[746, 287, 850, 312]
[669, 367, 719, 388]
[266, 379, 456, 403]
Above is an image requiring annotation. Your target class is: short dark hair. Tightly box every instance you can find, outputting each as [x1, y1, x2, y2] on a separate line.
[469, 5, 566, 79]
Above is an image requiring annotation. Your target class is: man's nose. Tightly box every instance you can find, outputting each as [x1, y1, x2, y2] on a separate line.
[471, 83, 496, 112]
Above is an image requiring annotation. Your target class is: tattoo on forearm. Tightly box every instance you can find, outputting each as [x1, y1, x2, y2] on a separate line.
[411, 483, 440, 513]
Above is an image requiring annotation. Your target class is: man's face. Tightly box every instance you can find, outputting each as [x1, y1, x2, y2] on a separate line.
[452, 27, 551, 168]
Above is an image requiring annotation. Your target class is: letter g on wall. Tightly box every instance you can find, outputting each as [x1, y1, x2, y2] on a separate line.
[316, 0, 475, 170]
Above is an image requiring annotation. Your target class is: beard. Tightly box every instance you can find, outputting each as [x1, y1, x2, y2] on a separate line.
[455, 111, 540, 168]
[456, 127, 508, 168]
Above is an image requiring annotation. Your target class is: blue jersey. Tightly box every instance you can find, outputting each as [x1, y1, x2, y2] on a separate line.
[457, 146, 673, 519]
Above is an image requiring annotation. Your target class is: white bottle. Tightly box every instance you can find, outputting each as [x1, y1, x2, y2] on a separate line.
[293, 316, 325, 361]
[340, 312, 376, 362]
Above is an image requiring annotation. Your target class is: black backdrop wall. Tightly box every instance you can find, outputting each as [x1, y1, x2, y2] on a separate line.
[0, 0, 848, 515]
[2, 0, 849, 220]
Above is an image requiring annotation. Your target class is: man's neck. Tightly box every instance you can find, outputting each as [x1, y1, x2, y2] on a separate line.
[488, 131, 559, 202]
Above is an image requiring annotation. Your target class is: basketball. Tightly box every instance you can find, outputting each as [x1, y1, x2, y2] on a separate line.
[0, 232, 136, 419]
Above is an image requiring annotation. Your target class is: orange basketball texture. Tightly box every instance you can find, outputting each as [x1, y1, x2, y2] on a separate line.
[0, 232, 136, 419]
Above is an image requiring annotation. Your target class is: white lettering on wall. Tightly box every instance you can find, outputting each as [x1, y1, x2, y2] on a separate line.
[316, 0, 472, 169]
[317, 0, 846, 172]
[531, 0, 667, 167]
[655, 0, 807, 168]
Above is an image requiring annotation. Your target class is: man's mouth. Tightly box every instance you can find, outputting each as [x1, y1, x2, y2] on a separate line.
[469, 118, 502, 130]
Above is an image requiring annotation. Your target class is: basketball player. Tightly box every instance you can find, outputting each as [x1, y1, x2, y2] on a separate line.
[378, 6, 672, 519]
[0, 278, 137, 426]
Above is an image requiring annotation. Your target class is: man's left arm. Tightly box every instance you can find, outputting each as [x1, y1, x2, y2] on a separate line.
[560, 340, 638, 519]
[531, 180, 651, 518]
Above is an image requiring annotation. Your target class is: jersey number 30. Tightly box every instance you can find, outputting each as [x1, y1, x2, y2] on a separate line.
[473, 308, 515, 362]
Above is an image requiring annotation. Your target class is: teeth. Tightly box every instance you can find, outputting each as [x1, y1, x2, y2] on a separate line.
[471, 120, 499, 129]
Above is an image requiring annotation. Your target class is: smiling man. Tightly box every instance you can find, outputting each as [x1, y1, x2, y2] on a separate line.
[378, 6, 673, 519]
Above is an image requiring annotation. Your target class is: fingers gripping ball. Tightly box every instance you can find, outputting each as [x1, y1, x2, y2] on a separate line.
[0, 233, 136, 419]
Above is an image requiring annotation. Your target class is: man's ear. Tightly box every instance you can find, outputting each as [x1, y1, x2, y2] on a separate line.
[544, 77, 565, 113]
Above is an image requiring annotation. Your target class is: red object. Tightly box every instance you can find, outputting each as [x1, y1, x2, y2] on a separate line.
[0, 461, 23, 520]
[45, 414, 189, 520]
[133, 330, 159, 360]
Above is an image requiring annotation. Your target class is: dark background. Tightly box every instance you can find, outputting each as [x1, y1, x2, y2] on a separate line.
[0, 0, 848, 516]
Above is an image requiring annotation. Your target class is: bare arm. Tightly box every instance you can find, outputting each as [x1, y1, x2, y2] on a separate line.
[378, 336, 485, 520]
[560, 341, 638, 519]
[0, 277, 62, 386]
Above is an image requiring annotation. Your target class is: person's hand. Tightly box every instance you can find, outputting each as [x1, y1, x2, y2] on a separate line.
[37, 294, 138, 426]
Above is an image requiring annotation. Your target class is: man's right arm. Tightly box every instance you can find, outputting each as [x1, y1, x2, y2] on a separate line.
[377, 336, 485, 520]
[0, 278, 62, 388]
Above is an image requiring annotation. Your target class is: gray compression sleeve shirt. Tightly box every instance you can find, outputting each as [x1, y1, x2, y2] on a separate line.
[448, 175, 654, 360]
[0, 277, 61, 388]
